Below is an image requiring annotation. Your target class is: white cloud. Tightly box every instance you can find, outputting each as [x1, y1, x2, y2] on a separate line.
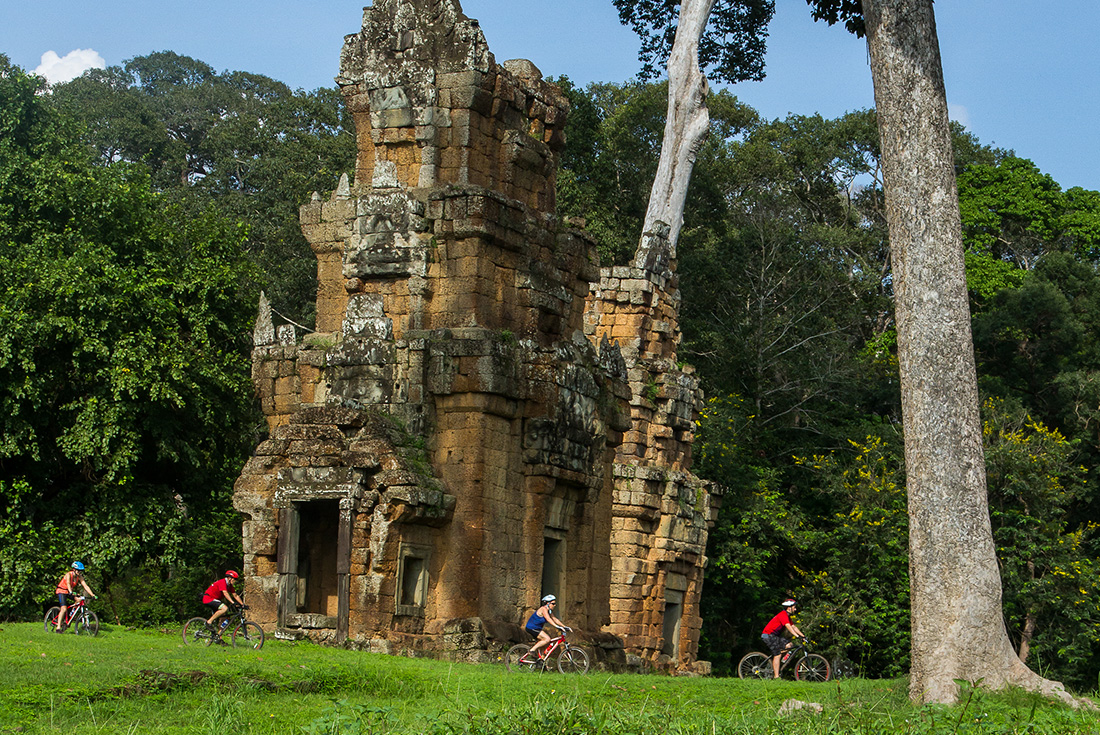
[35, 49, 106, 84]
[948, 103, 971, 129]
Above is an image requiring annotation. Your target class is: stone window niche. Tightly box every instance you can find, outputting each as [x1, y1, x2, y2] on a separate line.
[661, 589, 684, 657]
[661, 572, 689, 658]
[396, 542, 431, 617]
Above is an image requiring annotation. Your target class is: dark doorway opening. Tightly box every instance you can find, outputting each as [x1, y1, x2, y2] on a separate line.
[296, 499, 340, 616]
[542, 536, 564, 600]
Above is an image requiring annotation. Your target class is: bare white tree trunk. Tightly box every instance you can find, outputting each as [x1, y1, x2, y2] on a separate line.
[862, 0, 1078, 707]
[634, 0, 714, 271]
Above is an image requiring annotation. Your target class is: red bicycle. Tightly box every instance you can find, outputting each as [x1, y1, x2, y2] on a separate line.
[504, 628, 589, 674]
[44, 595, 99, 636]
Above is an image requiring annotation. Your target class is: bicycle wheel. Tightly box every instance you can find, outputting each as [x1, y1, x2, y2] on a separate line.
[738, 652, 774, 679]
[182, 617, 215, 646]
[232, 621, 265, 649]
[795, 654, 831, 682]
[557, 645, 590, 674]
[74, 610, 99, 636]
[505, 643, 542, 673]
[44, 607, 62, 632]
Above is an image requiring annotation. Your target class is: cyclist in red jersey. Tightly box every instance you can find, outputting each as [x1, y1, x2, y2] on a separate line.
[761, 599, 805, 678]
[54, 561, 96, 632]
[202, 570, 245, 630]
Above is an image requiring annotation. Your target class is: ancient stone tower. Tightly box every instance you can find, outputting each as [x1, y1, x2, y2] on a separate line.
[233, 0, 718, 671]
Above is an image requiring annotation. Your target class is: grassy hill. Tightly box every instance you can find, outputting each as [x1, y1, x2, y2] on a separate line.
[1, 622, 1095, 734]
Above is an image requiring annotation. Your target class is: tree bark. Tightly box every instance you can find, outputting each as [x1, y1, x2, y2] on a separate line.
[862, 0, 1076, 706]
[1017, 560, 1037, 664]
[634, 0, 714, 272]
[1018, 611, 1037, 664]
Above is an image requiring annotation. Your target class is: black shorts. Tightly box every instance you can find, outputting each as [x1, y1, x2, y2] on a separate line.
[526, 626, 542, 641]
[205, 599, 228, 613]
[762, 633, 788, 656]
[57, 593, 72, 607]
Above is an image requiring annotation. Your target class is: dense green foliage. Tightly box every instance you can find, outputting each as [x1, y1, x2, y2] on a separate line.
[50, 51, 356, 326]
[1, 51, 357, 626]
[2, 625, 1096, 734]
[0, 57, 259, 623]
[558, 78, 1100, 689]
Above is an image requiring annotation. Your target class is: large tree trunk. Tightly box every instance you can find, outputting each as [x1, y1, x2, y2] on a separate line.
[634, 0, 714, 272]
[862, 0, 1075, 706]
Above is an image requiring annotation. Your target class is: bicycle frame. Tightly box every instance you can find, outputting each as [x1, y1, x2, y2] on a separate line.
[215, 608, 246, 634]
[56, 596, 91, 627]
[63, 599, 84, 623]
[535, 633, 566, 661]
[776, 640, 809, 674]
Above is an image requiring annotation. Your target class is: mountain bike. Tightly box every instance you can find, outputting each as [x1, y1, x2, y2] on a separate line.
[505, 628, 590, 674]
[738, 638, 830, 681]
[44, 595, 99, 636]
[182, 605, 264, 649]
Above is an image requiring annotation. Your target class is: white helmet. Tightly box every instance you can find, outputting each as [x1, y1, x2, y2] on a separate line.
[782, 599, 797, 608]
[541, 594, 556, 603]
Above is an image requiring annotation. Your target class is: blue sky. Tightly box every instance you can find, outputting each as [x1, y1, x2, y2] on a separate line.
[4, 0, 1097, 191]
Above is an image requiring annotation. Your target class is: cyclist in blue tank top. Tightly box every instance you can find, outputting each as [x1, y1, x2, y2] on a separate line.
[523, 594, 570, 661]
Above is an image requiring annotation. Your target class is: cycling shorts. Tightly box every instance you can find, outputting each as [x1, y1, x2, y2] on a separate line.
[762, 633, 788, 656]
[205, 599, 229, 613]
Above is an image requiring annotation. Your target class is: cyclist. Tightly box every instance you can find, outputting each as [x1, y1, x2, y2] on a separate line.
[761, 598, 805, 678]
[54, 562, 96, 632]
[202, 570, 246, 632]
[521, 594, 570, 662]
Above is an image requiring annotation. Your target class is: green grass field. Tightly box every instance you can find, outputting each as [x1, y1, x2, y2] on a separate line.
[1, 621, 1096, 734]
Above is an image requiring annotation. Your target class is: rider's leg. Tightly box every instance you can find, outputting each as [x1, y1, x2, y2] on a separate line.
[772, 640, 793, 677]
[529, 630, 551, 658]
[56, 594, 68, 631]
[207, 602, 228, 627]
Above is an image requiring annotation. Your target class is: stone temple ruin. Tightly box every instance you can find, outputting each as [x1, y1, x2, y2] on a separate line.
[233, 0, 720, 672]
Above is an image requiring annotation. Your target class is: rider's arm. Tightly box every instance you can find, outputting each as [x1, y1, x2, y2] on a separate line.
[80, 578, 96, 597]
[785, 622, 804, 638]
[548, 612, 569, 630]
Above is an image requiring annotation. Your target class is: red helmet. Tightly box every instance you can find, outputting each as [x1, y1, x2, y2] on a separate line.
[225, 570, 239, 579]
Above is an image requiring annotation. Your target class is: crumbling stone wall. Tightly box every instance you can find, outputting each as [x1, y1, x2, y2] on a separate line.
[234, 0, 718, 671]
[586, 226, 720, 673]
